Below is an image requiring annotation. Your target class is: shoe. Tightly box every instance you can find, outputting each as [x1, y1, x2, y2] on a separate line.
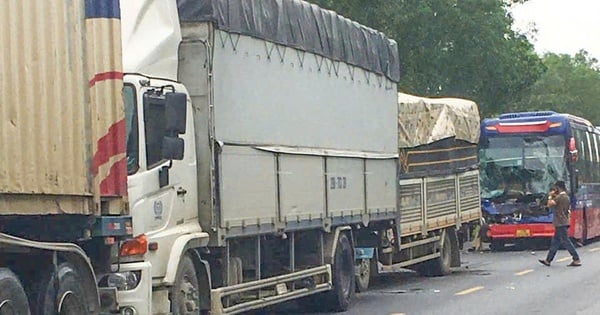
[538, 259, 551, 266]
[567, 261, 582, 267]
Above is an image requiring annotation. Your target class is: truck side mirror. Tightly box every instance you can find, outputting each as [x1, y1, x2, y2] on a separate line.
[162, 136, 184, 160]
[165, 92, 187, 134]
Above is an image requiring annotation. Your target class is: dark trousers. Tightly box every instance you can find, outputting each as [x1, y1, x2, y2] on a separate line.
[546, 225, 579, 262]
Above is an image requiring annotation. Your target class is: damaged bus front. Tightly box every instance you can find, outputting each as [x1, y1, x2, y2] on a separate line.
[479, 111, 600, 249]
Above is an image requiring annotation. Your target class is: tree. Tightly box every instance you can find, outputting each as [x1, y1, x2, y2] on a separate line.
[306, 0, 544, 118]
[513, 51, 600, 125]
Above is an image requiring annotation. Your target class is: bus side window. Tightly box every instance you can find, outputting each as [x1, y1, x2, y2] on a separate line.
[593, 134, 600, 181]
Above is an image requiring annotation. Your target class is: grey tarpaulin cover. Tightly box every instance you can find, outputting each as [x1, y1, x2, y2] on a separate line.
[176, 0, 400, 82]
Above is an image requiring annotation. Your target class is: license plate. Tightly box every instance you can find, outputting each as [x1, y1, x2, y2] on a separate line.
[516, 229, 531, 237]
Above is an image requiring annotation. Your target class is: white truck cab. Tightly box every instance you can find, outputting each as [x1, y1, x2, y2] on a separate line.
[113, 74, 210, 314]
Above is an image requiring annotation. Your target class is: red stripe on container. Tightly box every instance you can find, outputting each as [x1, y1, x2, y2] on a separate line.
[92, 119, 126, 175]
[89, 71, 124, 87]
[99, 157, 128, 196]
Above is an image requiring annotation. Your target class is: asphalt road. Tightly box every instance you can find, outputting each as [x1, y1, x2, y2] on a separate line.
[263, 240, 600, 315]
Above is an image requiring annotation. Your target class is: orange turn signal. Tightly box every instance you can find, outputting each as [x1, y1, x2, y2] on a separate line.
[120, 234, 148, 257]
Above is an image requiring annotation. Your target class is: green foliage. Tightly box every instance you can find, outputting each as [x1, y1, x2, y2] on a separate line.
[513, 51, 600, 125]
[306, 0, 545, 118]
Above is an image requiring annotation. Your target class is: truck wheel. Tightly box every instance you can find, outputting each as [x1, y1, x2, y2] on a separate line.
[422, 230, 452, 277]
[355, 258, 370, 292]
[329, 233, 355, 311]
[170, 254, 200, 315]
[0, 268, 30, 315]
[31, 262, 89, 315]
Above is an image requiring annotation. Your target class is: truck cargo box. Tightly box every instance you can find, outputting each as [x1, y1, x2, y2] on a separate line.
[396, 94, 481, 236]
[177, 0, 400, 242]
[0, 0, 125, 215]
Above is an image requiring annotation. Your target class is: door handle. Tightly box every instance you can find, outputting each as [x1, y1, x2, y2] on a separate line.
[177, 187, 187, 196]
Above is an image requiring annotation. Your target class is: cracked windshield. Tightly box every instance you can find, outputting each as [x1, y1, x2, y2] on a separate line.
[479, 135, 568, 200]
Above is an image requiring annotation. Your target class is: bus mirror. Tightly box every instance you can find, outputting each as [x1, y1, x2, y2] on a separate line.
[569, 150, 579, 162]
[569, 137, 578, 162]
[570, 152, 579, 162]
[165, 92, 187, 134]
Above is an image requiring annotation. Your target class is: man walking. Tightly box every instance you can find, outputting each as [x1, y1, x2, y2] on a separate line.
[538, 180, 581, 267]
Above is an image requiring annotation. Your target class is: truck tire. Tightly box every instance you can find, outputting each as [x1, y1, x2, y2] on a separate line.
[31, 262, 89, 315]
[354, 258, 370, 292]
[329, 233, 355, 311]
[170, 254, 201, 315]
[0, 268, 30, 315]
[422, 230, 452, 277]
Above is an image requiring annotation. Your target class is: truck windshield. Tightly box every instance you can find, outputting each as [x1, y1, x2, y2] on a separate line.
[123, 85, 139, 174]
[479, 135, 567, 199]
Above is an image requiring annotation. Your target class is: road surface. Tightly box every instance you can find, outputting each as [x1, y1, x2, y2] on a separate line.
[264, 241, 600, 315]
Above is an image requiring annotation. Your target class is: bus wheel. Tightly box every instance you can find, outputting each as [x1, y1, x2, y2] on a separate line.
[0, 268, 30, 315]
[170, 254, 200, 315]
[32, 262, 89, 315]
[355, 258, 370, 292]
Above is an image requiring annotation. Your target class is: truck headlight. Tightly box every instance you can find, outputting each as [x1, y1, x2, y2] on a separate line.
[106, 271, 141, 291]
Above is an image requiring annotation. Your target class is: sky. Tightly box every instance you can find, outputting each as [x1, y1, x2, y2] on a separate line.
[510, 0, 600, 60]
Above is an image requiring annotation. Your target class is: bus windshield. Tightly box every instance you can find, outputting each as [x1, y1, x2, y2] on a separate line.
[479, 135, 567, 199]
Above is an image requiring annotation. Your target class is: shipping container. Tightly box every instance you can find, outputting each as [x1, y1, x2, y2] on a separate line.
[0, 0, 126, 216]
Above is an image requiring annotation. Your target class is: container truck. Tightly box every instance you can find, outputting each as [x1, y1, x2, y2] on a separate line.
[1, 1, 131, 314]
[0, 1, 481, 314]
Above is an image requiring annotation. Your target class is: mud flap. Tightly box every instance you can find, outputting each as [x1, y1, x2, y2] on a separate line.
[447, 227, 461, 268]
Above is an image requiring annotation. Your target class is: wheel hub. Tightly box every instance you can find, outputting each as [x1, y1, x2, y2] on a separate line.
[58, 291, 86, 315]
[0, 300, 16, 315]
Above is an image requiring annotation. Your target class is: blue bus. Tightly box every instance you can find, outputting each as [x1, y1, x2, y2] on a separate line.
[479, 111, 600, 249]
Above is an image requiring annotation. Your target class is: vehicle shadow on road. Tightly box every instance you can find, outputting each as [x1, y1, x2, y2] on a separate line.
[484, 239, 552, 252]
